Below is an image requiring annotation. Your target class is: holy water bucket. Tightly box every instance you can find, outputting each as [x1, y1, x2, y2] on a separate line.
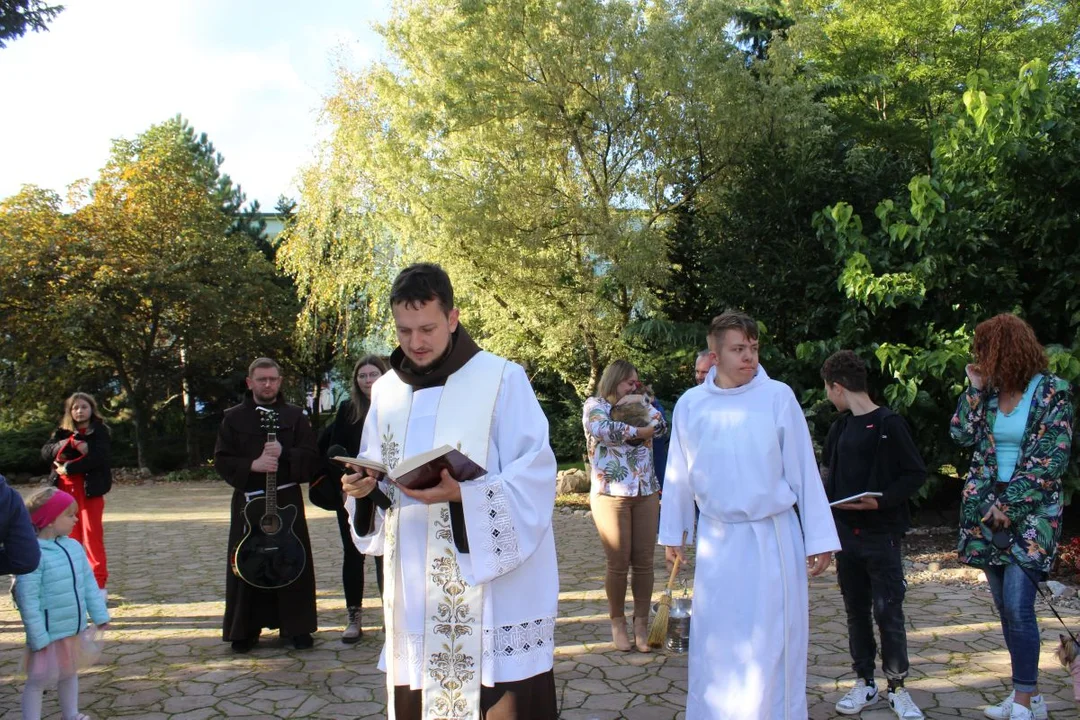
[665, 596, 692, 653]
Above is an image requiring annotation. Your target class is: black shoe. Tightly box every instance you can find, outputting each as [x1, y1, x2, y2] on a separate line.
[231, 637, 257, 653]
[292, 633, 314, 649]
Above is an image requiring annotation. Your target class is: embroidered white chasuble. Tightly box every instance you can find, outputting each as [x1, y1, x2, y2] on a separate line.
[346, 352, 560, 720]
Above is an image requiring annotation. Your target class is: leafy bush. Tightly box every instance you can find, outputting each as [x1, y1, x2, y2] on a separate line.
[547, 399, 586, 463]
[162, 467, 218, 483]
[0, 422, 54, 476]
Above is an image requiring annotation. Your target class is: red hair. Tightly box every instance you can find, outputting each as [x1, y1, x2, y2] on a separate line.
[972, 314, 1047, 394]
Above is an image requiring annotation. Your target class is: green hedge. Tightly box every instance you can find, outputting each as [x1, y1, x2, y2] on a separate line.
[0, 422, 54, 476]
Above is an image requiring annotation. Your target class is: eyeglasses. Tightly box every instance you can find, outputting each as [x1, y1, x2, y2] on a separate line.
[356, 372, 382, 380]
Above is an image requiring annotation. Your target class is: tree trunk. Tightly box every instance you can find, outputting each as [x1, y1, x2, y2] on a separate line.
[582, 326, 602, 398]
[307, 374, 322, 429]
[131, 399, 151, 471]
[180, 347, 200, 467]
[115, 368, 152, 471]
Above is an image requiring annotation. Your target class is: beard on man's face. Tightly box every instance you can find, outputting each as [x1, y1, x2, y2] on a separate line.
[405, 340, 449, 369]
[253, 388, 278, 404]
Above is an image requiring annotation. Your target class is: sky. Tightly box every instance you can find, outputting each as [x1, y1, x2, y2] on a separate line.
[0, 0, 392, 209]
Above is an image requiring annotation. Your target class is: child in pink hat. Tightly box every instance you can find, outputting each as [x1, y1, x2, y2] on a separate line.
[13, 488, 109, 720]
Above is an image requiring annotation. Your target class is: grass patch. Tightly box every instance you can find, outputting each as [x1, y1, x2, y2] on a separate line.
[557, 460, 585, 471]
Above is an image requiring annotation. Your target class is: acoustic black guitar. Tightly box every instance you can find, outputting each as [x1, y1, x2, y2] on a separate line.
[233, 407, 307, 589]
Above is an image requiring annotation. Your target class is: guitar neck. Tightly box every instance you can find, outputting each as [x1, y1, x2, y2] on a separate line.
[265, 432, 278, 514]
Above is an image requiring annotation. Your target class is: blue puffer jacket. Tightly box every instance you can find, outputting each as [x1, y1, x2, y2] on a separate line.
[13, 537, 109, 651]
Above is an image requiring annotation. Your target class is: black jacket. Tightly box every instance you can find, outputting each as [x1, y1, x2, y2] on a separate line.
[309, 398, 370, 512]
[42, 421, 113, 498]
[822, 409, 927, 533]
[0, 474, 40, 575]
[328, 399, 366, 456]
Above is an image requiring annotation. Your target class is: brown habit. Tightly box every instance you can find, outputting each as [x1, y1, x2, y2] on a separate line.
[214, 392, 318, 641]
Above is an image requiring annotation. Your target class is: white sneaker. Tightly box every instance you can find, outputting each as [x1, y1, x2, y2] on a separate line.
[888, 688, 925, 719]
[835, 679, 879, 715]
[984, 691, 1047, 720]
[1009, 703, 1034, 720]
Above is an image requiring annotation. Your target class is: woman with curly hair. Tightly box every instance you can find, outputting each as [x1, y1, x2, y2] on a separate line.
[583, 359, 667, 652]
[951, 314, 1074, 720]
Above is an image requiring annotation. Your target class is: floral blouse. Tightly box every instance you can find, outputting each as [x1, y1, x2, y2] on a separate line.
[583, 396, 668, 497]
[950, 373, 1074, 573]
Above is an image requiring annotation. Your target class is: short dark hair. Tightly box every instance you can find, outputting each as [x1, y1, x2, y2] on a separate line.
[390, 263, 454, 314]
[820, 350, 869, 393]
[708, 310, 758, 347]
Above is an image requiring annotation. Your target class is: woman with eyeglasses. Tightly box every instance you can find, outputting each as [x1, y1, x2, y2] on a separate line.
[951, 314, 1073, 720]
[325, 355, 389, 643]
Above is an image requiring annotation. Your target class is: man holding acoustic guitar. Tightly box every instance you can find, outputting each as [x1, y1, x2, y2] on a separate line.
[214, 357, 319, 653]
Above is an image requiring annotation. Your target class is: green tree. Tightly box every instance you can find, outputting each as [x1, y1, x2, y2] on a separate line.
[638, 38, 851, 403]
[272, 195, 346, 430]
[792, 0, 1080, 167]
[0, 117, 293, 468]
[284, 0, 758, 393]
[813, 60, 1080, 497]
[0, 0, 63, 49]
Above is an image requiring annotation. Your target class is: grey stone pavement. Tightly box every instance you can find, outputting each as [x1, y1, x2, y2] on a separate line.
[1, 481, 1079, 719]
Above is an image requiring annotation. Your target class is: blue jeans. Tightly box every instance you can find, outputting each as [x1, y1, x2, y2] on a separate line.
[984, 564, 1041, 693]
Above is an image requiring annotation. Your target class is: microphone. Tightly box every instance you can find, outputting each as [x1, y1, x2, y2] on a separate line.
[327, 444, 391, 511]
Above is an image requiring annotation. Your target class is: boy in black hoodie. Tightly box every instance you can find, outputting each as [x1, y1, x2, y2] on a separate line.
[821, 351, 927, 719]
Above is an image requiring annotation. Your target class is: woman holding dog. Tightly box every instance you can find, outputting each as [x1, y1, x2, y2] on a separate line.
[951, 313, 1073, 720]
[583, 359, 667, 652]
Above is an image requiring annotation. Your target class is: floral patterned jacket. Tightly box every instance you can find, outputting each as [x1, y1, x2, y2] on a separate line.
[583, 397, 668, 497]
[951, 374, 1074, 573]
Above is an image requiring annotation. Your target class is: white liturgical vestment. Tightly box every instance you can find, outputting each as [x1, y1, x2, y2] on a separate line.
[346, 351, 559, 720]
[659, 366, 840, 720]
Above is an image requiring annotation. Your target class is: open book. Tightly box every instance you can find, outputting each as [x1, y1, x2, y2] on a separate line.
[829, 491, 883, 508]
[332, 444, 487, 491]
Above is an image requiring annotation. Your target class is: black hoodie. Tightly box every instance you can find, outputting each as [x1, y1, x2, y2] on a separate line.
[822, 408, 927, 533]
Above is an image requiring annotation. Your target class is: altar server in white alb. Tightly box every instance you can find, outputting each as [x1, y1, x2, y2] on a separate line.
[660, 310, 840, 720]
[341, 263, 559, 720]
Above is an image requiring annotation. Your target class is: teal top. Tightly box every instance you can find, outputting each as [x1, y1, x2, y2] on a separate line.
[993, 373, 1043, 483]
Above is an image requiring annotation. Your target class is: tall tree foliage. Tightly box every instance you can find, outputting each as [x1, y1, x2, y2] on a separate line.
[283, 0, 755, 393]
[812, 60, 1080, 497]
[271, 195, 347, 430]
[792, 0, 1080, 167]
[0, 117, 293, 468]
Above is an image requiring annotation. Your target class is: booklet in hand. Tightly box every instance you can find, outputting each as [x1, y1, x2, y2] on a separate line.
[331, 444, 487, 491]
[829, 491, 883, 508]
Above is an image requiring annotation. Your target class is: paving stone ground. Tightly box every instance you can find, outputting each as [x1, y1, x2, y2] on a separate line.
[1, 482, 1078, 719]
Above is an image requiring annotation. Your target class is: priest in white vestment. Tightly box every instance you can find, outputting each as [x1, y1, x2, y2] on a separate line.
[342, 263, 559, 720]
[660, 310, 840, 720]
